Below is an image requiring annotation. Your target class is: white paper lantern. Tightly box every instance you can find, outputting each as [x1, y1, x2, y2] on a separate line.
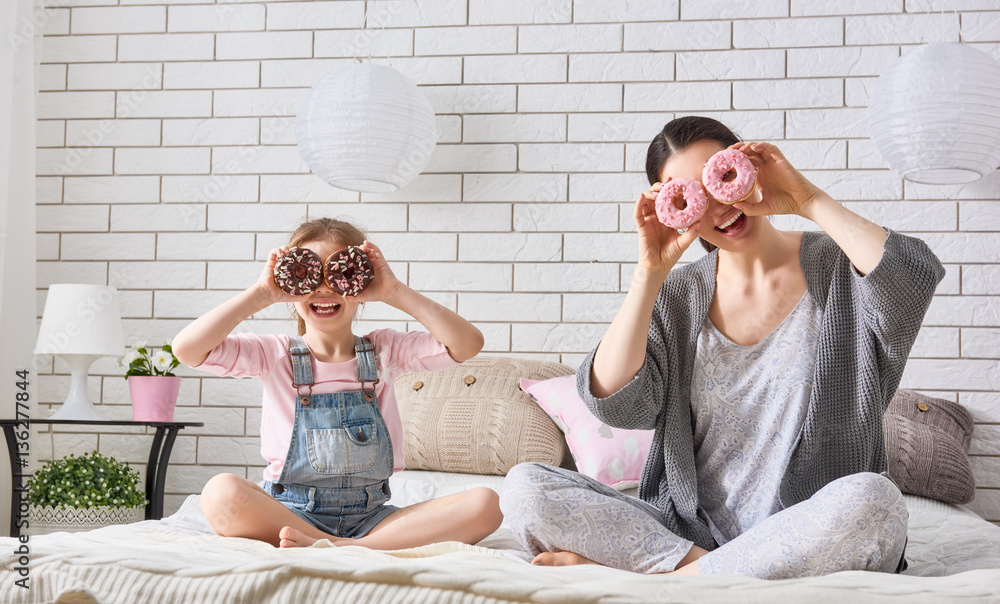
[295, 63, 437, 193]
[867, 43, 1000, 185]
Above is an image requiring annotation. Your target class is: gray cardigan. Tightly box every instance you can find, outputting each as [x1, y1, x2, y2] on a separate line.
[577, 230, 945, 551]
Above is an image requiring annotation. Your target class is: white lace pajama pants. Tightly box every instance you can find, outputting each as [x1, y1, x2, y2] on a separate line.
[499, 463, 908, 579]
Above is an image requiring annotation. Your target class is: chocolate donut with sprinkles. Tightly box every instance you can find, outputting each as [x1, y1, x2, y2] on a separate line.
[273, 247, 324, 295]
[325, 246, 375, 297]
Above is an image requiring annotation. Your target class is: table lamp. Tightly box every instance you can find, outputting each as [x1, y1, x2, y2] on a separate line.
[34, 284, 125, 420]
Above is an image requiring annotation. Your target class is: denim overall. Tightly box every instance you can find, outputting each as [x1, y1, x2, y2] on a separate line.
[262, 335, 398, 538]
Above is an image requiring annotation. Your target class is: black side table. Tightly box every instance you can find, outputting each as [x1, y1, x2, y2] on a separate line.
[0, 419, 203, 537]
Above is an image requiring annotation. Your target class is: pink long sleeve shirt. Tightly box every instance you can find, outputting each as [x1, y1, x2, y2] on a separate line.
[193, 329, 458, 482]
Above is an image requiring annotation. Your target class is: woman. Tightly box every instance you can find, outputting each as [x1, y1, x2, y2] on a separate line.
[500, 116, 944, 579]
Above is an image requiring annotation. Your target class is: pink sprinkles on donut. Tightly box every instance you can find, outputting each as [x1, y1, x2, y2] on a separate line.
[702, 148, 757, 203]
[655, 178, 708, 229]
[325, 246, 375, 297]
[273, 247, 324, 295]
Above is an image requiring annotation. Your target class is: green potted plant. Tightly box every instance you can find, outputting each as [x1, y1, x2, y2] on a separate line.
[122, 340, 182, 422]
[27, 451, 148, 534]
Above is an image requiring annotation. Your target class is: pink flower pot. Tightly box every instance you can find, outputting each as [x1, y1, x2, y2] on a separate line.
[128, 376, 180, 422]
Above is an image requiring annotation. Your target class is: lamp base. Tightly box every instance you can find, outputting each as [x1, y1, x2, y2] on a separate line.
[49, 402, 106, 421]
[49, 354, 106, 421]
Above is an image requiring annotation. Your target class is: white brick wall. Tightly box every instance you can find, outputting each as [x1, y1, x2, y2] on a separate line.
[32, 0, 1000, 523]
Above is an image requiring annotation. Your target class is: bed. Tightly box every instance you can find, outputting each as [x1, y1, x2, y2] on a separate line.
[1, 471, 1000, 604]
[3, 357, 999, 603]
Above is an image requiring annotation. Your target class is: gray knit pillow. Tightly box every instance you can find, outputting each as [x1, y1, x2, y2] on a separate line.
[884, 389, 975, 504]
[395, 356, 572, 475]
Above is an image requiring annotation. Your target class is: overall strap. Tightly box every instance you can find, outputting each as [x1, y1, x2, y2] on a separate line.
[287, 336, 314, 403]
[354, 335, 379, 401]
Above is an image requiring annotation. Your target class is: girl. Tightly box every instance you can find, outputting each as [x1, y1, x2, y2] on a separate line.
[500, 116, 944, 579]
[173, 218, 500, 549]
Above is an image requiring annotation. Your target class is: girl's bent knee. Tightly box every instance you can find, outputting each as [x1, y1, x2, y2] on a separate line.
[201, 473, 245, 501]
[463, 487, 499, 512]
[470, 488, 503, 529]
[475, 486, 500, 509]
[200, 473, 255, 530]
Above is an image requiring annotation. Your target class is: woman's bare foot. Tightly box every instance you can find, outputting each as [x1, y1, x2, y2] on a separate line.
[668, 560, 701, 575]
[530, 547, 704, 575]
[531, 549, 598, 566]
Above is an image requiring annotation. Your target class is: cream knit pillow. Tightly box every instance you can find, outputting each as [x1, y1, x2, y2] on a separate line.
[395, 356, 573, 475]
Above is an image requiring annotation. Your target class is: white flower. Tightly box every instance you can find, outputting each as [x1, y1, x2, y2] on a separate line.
[153, 350, 174, 372]
[121, 350, 141, 369]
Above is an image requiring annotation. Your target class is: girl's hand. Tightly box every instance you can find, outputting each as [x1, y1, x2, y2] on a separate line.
[731, 141, 825, 219]
[356, 240, 404, 303]
[634, 180, 703, 278]
[254, 246, 302, 306]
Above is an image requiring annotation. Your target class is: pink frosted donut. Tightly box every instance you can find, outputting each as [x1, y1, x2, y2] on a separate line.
[655, 179, 708, 229]
[324, 246, 375, 297]
[702, 148, 757, 203]
[273, 247, 324, 295]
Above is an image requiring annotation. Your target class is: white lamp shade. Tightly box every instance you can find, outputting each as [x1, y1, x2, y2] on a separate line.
[295, 63, 438, 193]
[867, 43, 1000, 185]
[34, 284, 125, 357]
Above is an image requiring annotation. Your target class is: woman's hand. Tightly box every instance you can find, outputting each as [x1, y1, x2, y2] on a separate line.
[590, 182, 701, 397]
[356, 240, 404, 304]
[731, 141, 827, 219]
[733, 141, 889, 274]
[635, 181, 703, 278]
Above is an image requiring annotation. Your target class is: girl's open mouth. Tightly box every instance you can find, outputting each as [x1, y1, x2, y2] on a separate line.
[309, 301, 342, 316]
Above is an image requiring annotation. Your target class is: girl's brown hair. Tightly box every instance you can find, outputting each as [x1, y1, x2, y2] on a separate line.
[287, 218, 367, 335]
[645, 116, 742, 253]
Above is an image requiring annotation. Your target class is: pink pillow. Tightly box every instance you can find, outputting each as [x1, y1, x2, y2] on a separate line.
[520, 375, 654, 489]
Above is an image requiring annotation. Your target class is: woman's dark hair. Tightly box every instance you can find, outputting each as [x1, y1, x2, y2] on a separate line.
[645, 116, 741, 253]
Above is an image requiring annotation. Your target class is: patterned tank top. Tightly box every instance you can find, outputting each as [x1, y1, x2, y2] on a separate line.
[690, 290, 823, 545]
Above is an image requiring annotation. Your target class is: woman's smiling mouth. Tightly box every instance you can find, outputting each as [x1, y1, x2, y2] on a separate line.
[716, 211, 744, 233]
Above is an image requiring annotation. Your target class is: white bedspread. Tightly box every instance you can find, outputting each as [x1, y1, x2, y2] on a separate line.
[1, 471, 998, 604]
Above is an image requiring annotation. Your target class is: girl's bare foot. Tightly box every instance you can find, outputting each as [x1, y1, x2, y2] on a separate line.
[531, 549, 598, 566]
[278, 526, 349, 548]
[278, 526, 318, 548]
